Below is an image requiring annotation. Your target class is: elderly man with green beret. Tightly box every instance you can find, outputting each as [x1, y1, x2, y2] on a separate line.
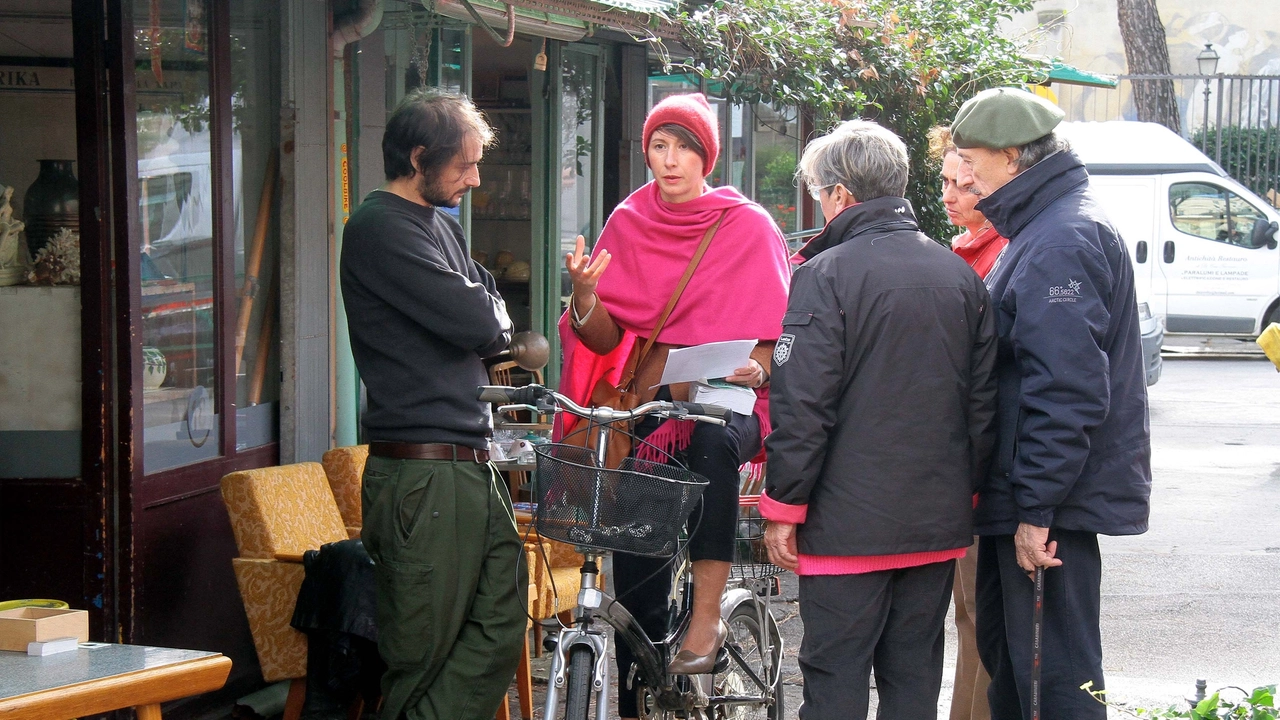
[951, 88, 1152, 720]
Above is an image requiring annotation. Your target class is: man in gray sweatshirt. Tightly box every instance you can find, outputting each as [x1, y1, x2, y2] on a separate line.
[340, 88, 525, 720]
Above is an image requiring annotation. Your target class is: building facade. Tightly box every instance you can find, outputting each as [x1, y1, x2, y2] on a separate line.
[0, 0, 806, 701]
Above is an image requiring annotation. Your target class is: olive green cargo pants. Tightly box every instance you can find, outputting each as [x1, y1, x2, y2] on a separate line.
[361, 455, 528, 720]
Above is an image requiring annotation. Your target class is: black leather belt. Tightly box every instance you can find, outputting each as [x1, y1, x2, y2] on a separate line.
[368, 441, 490, 463]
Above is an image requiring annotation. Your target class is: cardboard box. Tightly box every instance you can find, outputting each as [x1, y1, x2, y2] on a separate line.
[0, 608, 89, 652]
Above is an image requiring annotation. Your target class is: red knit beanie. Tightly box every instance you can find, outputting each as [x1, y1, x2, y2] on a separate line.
[643, 93, 720, 177]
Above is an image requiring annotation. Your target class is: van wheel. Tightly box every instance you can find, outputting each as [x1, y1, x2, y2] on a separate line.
[1267, 304, 1280, 329]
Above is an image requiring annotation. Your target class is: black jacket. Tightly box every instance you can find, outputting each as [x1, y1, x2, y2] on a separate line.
[341, 191, 512, 448]
[974, 150, 1151, 536]
[764, 197, 998, 556]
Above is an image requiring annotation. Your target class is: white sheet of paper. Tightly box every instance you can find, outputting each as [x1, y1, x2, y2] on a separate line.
[656, 339, 758, 386]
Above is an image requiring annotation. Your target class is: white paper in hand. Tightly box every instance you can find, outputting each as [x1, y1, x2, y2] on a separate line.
[656, 339, 757, 386]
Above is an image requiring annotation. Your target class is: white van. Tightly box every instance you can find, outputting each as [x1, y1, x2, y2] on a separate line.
[1059, 121, 1280, 336]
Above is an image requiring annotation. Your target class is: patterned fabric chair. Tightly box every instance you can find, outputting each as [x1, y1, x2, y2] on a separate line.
[221, 462, 349, 720]
[321, 445, 368, 537]
[517, 518, 588, 657]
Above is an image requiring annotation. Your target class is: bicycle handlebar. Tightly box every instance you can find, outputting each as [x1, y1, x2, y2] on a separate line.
[477, 384, 552, 406]
[477, 384, 731, 425]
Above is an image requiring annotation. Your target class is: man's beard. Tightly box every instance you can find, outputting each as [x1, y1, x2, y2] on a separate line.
[417, 172, 464, 208]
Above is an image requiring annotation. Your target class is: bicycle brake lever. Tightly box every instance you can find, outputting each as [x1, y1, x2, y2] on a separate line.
[496, 404, 539, 415]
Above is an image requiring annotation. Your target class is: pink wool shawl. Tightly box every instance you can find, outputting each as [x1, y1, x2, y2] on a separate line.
[557, 182, 791, 448]
[592, 181, 791, 345]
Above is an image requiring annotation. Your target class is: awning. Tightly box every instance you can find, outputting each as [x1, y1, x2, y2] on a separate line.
[430, 0, 681, 39]
[582, 0, 679, 11]
[430, 0, 590, 41]
[1043, 60, 1119, 89]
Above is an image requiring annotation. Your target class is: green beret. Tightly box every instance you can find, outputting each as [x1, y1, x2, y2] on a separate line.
[950, 87, 1065, 149]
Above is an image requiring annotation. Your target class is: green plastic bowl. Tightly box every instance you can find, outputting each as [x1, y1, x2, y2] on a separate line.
[0, 599, 70, 612]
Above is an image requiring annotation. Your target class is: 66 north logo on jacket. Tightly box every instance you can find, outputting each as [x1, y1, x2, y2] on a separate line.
[774, 334, 795, 365]
[1046, 278, 1083, 303]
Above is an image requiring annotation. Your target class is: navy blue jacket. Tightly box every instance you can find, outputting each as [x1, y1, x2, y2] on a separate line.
[974, 150, 1151, 536]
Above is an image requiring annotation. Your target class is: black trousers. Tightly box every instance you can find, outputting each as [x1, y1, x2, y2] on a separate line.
[797, 561, 956, 720]
[613, 410, 760, 718]
[976, 532, 1105, 720]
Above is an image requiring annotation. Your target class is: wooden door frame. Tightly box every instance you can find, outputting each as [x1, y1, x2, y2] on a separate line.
[70, 0, 133, 643]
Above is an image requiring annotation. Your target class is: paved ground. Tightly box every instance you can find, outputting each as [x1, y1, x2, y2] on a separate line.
[513, 356, 1280, 719]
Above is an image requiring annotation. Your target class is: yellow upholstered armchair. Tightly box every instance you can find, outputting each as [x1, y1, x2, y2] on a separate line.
[321, 445, 369, 537]
[221, 462, 350, 719]
[516, 516, 588, 656]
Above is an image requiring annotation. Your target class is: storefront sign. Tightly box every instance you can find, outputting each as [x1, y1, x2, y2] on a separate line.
[0, 66, 74, 94]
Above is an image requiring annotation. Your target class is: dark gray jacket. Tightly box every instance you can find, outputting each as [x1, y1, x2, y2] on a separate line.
[764, 197, 998, 556]
[974, 150, 1151, 536]
[341, 191, 512, 448]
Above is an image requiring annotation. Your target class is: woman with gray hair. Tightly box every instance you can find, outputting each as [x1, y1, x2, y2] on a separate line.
[761, 119, 998, 719]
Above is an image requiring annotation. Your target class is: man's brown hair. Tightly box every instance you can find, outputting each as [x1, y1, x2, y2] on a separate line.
[383, 88, 495, 181]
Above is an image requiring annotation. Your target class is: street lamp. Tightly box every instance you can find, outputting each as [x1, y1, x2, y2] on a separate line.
[1197, 43, 1220, 151]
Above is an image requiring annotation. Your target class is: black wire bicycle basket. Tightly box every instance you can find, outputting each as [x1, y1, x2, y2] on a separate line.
[532, 443, 710, 557]
[730, 503, 786, 579]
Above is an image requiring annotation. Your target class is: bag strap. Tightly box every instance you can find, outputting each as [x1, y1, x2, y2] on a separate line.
[621, 209, 728, 390]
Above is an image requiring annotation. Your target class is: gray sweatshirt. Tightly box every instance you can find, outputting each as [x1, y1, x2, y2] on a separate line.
[340, 190, 512, 448]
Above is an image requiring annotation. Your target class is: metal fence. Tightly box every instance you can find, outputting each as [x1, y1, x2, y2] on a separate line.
[1054, 74, 1280, 205]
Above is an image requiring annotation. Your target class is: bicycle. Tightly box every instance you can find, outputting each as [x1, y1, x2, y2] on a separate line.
[477, 384, 786, 720]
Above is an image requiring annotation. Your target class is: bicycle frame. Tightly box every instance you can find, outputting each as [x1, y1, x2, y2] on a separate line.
[543, 552, 670, 720]
[542, 557, 782, 719]
[484, 384, 779, 718]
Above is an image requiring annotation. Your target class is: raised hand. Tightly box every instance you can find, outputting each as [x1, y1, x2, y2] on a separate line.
[564, 234, 611, 314]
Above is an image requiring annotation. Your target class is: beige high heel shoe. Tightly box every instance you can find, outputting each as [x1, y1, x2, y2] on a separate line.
[666, 619, 729, 675]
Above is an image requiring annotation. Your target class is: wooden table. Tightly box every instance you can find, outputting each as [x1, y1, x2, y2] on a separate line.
[0, 643, 231, 720]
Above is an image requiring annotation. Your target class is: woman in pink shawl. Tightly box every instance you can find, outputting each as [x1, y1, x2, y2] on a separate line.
[560, 93, 790, 711]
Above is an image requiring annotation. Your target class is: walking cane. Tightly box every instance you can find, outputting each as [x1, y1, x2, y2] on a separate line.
[1030, 565, 1045, 720]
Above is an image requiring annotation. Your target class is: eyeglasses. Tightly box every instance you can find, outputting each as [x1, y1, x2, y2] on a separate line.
[808, 184, 838, 201]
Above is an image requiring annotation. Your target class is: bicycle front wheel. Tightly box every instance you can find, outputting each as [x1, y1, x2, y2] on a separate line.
[716, 602, 785, 720]
[564, 644, 596, 720]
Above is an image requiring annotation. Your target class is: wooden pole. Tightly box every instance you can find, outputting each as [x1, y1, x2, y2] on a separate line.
[248, 276, 276, 406]
[234, 151, 278, 375]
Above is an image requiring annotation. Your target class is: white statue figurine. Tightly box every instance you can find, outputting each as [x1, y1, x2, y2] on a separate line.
[0, 185, 28, 286]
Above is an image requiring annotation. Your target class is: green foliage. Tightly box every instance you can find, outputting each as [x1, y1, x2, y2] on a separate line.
[1190, 126, 1280, 200]
[1081, 680, 1278, 720]
[667, 0, 1048, 240]
[756, 144, 801, 231]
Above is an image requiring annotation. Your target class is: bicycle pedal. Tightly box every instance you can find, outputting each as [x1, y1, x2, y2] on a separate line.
[712, 647, 730, 674]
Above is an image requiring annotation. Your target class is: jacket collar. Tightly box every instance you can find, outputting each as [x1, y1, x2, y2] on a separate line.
[974, 150, 1089, 240]
[796, 196, 919, 261]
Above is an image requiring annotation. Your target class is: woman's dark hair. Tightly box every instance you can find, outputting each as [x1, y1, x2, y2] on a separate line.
[648, 123, 707, 166]
[383, 88, 494, 181]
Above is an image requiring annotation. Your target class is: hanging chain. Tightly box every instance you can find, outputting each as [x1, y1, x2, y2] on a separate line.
[410, 1, 437, 87]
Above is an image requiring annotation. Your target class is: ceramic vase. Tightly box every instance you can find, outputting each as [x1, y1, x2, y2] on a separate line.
[142, 346, 168, 390]
[23, 160, 79, 258]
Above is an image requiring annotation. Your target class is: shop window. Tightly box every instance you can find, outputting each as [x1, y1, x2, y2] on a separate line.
[557, 46, 601, 310]
[230, 0, 281, 449]
[0, 1, 82, 479]
[135, 0, 219, 472]
[1170, 182, 1268, 248]
[752, 104, 801, 234]
[134, 0, 279, 473]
